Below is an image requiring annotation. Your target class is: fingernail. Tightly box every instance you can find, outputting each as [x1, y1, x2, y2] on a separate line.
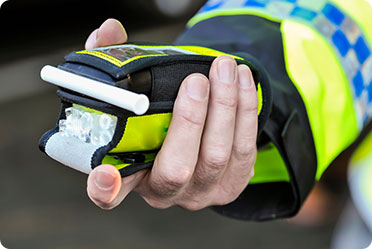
[217, 59, 236, 84]
[95, 168, 116, 190]
[238, 65, 254, 89]
[187, 75, 209, 101]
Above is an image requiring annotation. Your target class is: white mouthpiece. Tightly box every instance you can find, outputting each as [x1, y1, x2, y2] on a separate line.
[40, 65, 150, 115]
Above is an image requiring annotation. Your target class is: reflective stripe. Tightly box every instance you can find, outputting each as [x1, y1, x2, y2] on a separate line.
[189, 0, 372, 128]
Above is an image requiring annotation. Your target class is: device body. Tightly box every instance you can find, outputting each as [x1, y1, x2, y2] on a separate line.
[39, 44, 269, 177]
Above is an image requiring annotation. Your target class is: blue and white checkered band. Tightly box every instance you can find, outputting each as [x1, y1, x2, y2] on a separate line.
[195, 0, 372, 127]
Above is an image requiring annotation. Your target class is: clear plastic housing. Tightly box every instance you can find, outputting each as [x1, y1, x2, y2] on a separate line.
[59, 105, 117, 146]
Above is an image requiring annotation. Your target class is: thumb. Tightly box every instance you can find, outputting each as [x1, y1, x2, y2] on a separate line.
[85, 18, 128, 50]
[87, 164, 144, 210]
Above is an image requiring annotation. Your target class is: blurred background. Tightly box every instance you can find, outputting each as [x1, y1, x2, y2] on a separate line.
[0, 0, 357, 248]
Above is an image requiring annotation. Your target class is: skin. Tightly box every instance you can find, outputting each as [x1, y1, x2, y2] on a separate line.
[85, 18, 258, 211]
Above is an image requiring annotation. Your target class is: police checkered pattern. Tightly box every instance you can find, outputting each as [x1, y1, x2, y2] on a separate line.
[197, 0, 372, 127]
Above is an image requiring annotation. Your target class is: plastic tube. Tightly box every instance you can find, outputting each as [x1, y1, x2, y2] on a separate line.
[40, 65, 150, 115]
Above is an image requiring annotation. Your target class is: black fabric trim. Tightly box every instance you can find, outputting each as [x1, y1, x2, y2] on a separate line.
[281, 111, 316, 205]
[59, 62, 117, 86]
[150, 61, 211, 102]
[119, 162, 154, 177]
[212, 182, 294, 221]
[38, 101, 72, 153]
[57, 90, 174, 117]
[38, 127, 58, 153]
[65, 52, 218, 79]
[260, 114, 301, 217]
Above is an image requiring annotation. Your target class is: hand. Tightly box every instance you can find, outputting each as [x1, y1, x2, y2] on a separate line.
[85, 19, 258, 211]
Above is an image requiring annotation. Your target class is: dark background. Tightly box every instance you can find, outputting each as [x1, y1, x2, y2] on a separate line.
[0, 1, 347, 248]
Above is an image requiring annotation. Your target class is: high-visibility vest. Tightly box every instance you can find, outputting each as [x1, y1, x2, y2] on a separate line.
[175, 0, 372, 220]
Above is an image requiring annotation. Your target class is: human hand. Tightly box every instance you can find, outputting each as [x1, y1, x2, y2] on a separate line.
[85, 19, 258, 211]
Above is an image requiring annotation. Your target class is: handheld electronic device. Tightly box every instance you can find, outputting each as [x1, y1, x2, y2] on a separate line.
[39, 44, 270, 177]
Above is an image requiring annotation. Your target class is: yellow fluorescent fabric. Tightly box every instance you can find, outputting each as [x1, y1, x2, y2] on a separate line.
[352, 131, 372, 163]
[110, 113, 172, 153]
[76, 50, 167, 67]
[102, 153, 156, 170]
[257, 83, 262, 115]
[251, 143, 290, 184]
[174, 45, 244, 60]
[281, 20, 359, 179]
[111, 44, 244, 60]
[102, 155, 130, 170]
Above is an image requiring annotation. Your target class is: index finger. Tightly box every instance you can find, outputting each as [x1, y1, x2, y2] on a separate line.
[142, 74, 210, 198]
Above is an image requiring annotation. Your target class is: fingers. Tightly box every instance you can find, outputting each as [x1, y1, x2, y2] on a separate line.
[87, 164, 145, 209]
[136, 74, 210, 208]
[85, 18, 128, 50]
[217, 65, 258, 203]
[86, 56, 258, 212]
[192, 56, 239, 189]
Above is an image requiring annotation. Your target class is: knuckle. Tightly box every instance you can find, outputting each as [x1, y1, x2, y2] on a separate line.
[232, 144, 256, 162]
[143, 197, 172, 209]
[240, 97, 258, 113]
[180, 111, 204, 127]
[181, 200, 207, 211]
[175, 96, 206, 128]
[152, 169, 191, 195]
[215, 94, 238, 110]
[246, 103, 258, 114]
[215, 187, 241, 206]
[161, 169, 191, 188]
[176, 189, 213, 211]
[202, 150, 230, 170]
[214, 197, 236, 206]
[173, 101, 205, 128]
